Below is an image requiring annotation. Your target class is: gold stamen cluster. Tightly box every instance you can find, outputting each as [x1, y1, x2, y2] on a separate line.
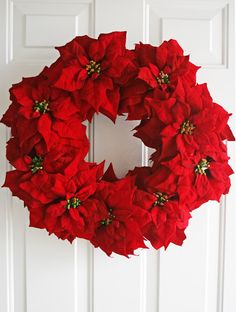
[34, 100, 50, 114]
[195, 158, 211, 175]
[30, 155, 43, 174]
[153, 191, 169, 206]
[101, 209, 115, 226]
[180, 120, 195, 135]
[156, 71, 170, 85]
[65, 197, 81, 209]
[86, 60, 101, 76]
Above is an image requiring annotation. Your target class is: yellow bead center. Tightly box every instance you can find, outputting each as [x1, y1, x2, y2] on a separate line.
[101, 209, 115, 226]
[86, 60, 101, 76]
[180, 120, 195, 135]
[195, 158, 211, 175]
[65, 197, 81, 209]
[34, 100, 50, 114]
[156, 71, 170, 85]
[153, 191, 169, 206]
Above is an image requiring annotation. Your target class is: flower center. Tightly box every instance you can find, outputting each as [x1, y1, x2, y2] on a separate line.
[86, 60, 101, 76]
[65, 197, 81, 209]
[153, 191, 169, 206]
[156, 71, 170, 85]
[30, 155, 43, 173]
[195, 158, 211, 175]
[34, 100, 50, 114]
[180, 120, 195, 135]
[101, 209, 115, 226]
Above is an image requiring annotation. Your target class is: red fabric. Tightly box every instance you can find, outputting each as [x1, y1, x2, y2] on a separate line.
[1, 32, 234, 257]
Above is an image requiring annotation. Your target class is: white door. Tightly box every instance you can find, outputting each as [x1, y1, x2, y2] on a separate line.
[0, 0, 235, 312]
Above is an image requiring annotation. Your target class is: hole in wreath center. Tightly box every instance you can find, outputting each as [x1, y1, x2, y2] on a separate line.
[91, 114, 144, 178]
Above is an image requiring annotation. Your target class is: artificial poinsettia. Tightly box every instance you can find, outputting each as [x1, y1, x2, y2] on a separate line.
[1, 73, 85, 151]
[6, 136, 89, 177]
[54, 32, 136, 121]
[128, 164, 179, 195]
[136, 40, 198, 88]
[165, 149, 234, 211]
[34, 163, 104, 242]
[144, 197, 191, 249]
[120, 39, 199, 119]
[102, 165, 154, 248]
[4, 168, 65, 208]
[130, 168, 190, 249]
[135, 84, 234, 161]
[90, 177, 147, 257]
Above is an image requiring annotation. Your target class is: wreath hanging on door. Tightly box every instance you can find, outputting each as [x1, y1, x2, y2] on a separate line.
[1, 32, 234, 257]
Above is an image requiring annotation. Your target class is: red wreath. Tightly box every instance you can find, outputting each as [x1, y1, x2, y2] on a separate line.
[2, 31, 234, 257]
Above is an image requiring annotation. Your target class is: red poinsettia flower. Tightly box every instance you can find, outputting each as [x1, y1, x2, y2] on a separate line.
[90, 177, 147, 257]
[144, 198, 191, 249]
[120, 39, 199, 119]
[5, 133, 87, 208]
[128, 164, 179, 195]
[1, 73, 86, 151]
[37, 164, 104, 242]
[130, 171, 191, 249]
[165, 150, 234, 210]
[134, 85, 234, 162]
[133, 164, 191, 248]
[54, 32, 136, 121]
[6, 136, 89, 177]
[4, 168, 66, 208]
[4, 162, 104, 242]
[103, 165, 154, 239]
[136, 40, 198, 88]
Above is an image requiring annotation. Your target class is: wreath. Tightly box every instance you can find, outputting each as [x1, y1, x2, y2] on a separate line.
[1, 31, 234, 257]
